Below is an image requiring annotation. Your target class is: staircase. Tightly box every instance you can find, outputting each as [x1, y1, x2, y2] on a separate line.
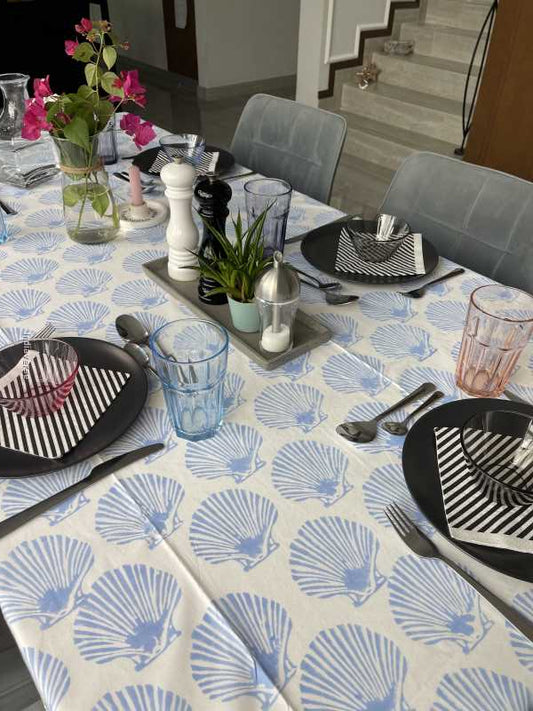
[333, 0, 492, 184]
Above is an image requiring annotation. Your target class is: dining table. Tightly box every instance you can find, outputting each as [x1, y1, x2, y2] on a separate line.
[0, 123, 532, 711]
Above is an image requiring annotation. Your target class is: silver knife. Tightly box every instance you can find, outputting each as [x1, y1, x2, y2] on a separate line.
[0, 443, 165, 538]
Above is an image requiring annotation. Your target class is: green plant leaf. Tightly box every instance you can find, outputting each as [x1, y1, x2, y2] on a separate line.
[63, 116, 91, 152]
[90, 188, 110, 217]
[73, 42, 94, 63]
[101, 71, 119, 95]
[62, 184, 85, 207]
[84, 63, 99, 87]
[102, 45, 117, 69]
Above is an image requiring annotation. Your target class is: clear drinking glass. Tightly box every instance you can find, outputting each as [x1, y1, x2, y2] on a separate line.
[150, 319, 229, 441]
[98, 116, 118, 165]
[0, 73, 29, 142]
[160, 133, 206, 167]
[0, 206, 7, 245]
[456, 285, 533, 397]
[244, 178, 292, 256]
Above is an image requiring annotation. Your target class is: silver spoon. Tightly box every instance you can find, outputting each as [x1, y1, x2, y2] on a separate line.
[399, 268, 465, 299]
[291, 267, 341, 290]
[300, 278, 359, 305]
[123, 341, 159, 378]
[336, 382, 436, 443]
[116, 314, 174, 359]
[382, 390, 444, 436]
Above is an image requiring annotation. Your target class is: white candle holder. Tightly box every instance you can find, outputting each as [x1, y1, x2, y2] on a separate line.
[118, 199, 169, 231]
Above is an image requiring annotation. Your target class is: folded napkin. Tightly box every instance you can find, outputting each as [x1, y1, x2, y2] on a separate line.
[434, 426, 533, 553]
[335, 226, 426, 277]
[0, 353, 130, 459]
[148, 148, 219, 176]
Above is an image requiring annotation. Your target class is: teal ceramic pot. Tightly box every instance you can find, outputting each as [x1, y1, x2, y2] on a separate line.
[227, 296, 260, 333]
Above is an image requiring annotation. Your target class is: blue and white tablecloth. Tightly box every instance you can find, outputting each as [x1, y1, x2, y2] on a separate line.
[0, 126, 532, 711]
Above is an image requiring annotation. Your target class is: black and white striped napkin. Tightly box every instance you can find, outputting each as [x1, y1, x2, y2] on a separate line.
[148, 148, 219, 176]
[434, 426, 533, 553]
[335, 225, 426, 277]
[0, 354, 130, 459]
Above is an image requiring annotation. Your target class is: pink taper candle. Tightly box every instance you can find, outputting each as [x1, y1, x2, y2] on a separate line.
[129, 165, 144, 207]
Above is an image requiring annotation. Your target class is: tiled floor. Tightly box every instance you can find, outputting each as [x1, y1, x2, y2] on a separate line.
[134, 68, 390, 218]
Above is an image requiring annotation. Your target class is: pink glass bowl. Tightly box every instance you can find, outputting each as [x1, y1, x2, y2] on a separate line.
[0, 339, 79, 418]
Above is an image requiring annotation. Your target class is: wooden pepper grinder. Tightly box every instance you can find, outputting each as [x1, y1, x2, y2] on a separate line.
[195, 174, 232, 304]
[160, 158, 199, 281]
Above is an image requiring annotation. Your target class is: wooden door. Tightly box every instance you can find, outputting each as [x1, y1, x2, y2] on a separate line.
[162, 0, 199, 80]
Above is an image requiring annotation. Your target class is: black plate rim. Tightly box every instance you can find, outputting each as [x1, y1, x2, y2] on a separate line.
[132, 144, 235, 177]
[0, 337, 148, 478]
[402, 397, 533, 581]
[300, 218, 439, 284]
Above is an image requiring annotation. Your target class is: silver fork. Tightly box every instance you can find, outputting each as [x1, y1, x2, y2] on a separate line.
[385, 502, 533, 642]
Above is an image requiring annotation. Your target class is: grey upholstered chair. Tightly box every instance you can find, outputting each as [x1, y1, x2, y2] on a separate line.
[380, 152, 533, 292]
[230, 94, 347, 204]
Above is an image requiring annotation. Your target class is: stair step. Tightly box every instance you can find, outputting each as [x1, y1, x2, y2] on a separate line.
[340, 112, 458, 171]
[341, 81, 463, 145]
[400, 22, 484, 65]
[426, 0, 491, 32]
[373, 51, 476, 102]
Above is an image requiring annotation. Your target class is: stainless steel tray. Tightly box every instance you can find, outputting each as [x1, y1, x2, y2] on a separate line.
[143, 257, 331, 370]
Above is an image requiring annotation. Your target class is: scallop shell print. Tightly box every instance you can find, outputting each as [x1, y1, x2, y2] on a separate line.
[389, 555, 492, 653]
[272, 440, 352, 506]
[191, 592, 295, 709]
[1, 461, 91, 525]
[317, 313, 360, 348]
[364, 464, 434, 536]
[21, 648, 70, 711]
[185, 423, 264, 483]
[56, 268, 113, 297]
[74, 564, 182, 670]
[359, 291, 416, 322]
[343, 401, 404, 455]
[12, 231, 65, 254]
[0, 535, 94, 628]
[104, 407, 176, 462]
[433, 668, 533, 711]
[399, 366, 458, 398]
[1, 257, 59, 284]
[112, 279, 168, 310]
[25, 208, 64, 228]
[425, 300, 468, 332]
[224, 372, 246, 414]
[123, 248, 167, 273]
[92, 685, 192, 711]
[189, 489, 278, 570]
[49, 301, 109, 335]
[460, 275, 496, 297]
[322, 352, 389, 395]
[371, 324, 436, 361]
[249, 352, 313, 381]
[0, 326, 30, 347]
[127, 223, 167, 245]
[290, 517, 385, 606]
[95, 473, 184, 549]
[507, 590, 533, 671]
[0, 288, 50, 321]
[300, 623, 410, 711]
[63, 242, 116, 265]
[39, 188, 62, 204]
[254, 383, 327, 432]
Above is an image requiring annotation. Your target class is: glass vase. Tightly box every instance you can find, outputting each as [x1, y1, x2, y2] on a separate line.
[0, 73, 29, 142]
[53, 134, 119, 244]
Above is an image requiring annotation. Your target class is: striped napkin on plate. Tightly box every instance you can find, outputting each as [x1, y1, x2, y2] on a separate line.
[335, 226, 426, 277]
[0, 353, 130, 460]
[434, 426, 533, 553]
[147, 147, 219, 176]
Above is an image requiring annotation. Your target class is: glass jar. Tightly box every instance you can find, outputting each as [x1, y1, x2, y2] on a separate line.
[255, 251, 300, 353]
[53, 134, 119, 244]
[0, 73, 29, 142]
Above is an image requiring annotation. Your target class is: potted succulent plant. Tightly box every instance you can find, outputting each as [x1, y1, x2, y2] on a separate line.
[196, 211, 271, 333]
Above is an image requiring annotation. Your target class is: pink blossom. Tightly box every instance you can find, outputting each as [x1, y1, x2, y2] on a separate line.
[65, 39, 79, 56]
[75, 17, 92, 34]
[33, 76, 52, 99]
[120, 113, 155, 149]
[119, 113, 141, 134]
[21, 97, 52, 141]
[113, 70, 147, 107]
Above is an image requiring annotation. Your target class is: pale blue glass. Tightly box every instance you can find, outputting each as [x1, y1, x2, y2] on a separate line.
[0, 207, 7, 244]
[244, 178, 292, 256]
[150, 319, 229, 441]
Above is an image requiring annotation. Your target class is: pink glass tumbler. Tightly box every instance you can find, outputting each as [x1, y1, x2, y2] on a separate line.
[455, 285, 533, 397]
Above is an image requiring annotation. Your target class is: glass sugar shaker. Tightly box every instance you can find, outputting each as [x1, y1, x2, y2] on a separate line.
[255, 251, 300, 353]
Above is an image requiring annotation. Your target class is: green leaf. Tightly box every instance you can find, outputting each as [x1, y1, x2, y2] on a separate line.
[63, 116, 91, 152]
[90, 188, 110, 217]
[102, 45, 117, 70]
[73, 42, 94, 63]
[62, 184, 85, 207]
[100, 71, 120, 95]
[84, 63, 99, 87]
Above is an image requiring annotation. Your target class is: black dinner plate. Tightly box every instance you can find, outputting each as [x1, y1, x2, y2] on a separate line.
[0, 337, 148, 478]
[403, 397, 533, 582]
[132, 144, 235, 177]
[301, 218, 439, 284]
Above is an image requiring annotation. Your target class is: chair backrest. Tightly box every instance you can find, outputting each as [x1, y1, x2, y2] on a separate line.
[230, 94, 347, 204]
[380, 152, 533, 292]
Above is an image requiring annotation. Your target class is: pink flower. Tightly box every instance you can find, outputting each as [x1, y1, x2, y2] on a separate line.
[120, 113, 155, 149]
[33, 76, 52, 99]
[119, 113, 141, 134]
[75, 17, 92, 34]
[21, 97, 52, 141]
[65, 39, 79, 56]
[113, 70, 147, 107]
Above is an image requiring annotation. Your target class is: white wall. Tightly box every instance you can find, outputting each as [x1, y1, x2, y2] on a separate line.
[296, 0, 328, 107]
[194, 0, 300, 89]
[106, 0, 168, 71]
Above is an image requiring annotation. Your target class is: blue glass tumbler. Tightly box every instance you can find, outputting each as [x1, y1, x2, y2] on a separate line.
[244, 178, 292, 256]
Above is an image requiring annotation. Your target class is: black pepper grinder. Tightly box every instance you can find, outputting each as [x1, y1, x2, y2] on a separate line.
[194, 174, 232, 305]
